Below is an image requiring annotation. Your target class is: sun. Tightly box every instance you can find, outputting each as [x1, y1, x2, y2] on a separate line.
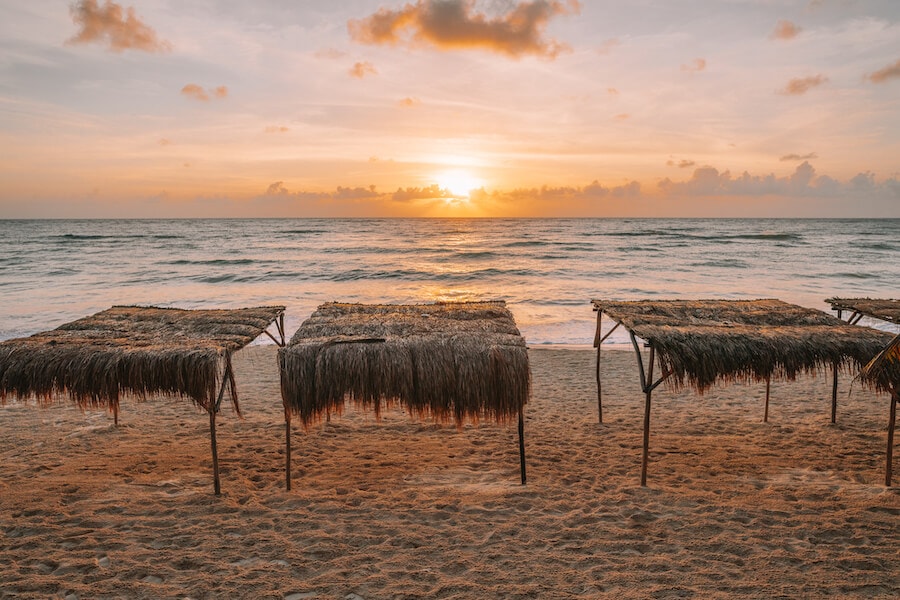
[436, 170, 483, 197]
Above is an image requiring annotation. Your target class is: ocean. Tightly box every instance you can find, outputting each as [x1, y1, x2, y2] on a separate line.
[0, 218, 897, 345]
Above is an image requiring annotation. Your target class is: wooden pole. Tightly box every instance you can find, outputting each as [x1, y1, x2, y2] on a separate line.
[764, 377, 770, 423]
[596, 313, 603, 423]
[641, 345, 655, 487]
[518, 407, 527, 485]
[208, 369, 230, 496]
[113, 400, 119, 426]
[285, 406, 292, 491]
[887, 388, 897, 487]
[831, 361, 839, 424]
[209, 404, 221, 496]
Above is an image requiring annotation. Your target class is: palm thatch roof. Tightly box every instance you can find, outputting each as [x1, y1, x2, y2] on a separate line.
[591, 299, 895, 393]
[860, 333, 900, 391]
[279, 301, 530, 427]
[826, 297, 900, 325]
[0, 305, 285, 412]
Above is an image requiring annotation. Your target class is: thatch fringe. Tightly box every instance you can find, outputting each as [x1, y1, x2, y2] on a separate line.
[0, 305, 285, 411]
[827, 297, 900, 325]
[860, 333, 900, 391]
[279, 302, 530, 427]
[592, 299, 895, 393]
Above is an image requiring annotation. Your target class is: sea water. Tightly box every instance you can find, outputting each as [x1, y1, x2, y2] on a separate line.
[0, 218, 897, 345]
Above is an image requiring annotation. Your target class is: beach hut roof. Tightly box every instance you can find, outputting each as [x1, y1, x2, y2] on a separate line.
[279, 301, 530, 426]
[0, 305, 285, 411]
[860, 333, 900, 391]
[591, 298, 895, 393]
[826, 297, 900, 325]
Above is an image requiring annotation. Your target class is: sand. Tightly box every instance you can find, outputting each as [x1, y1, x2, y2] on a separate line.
[1, 346, 898, 599]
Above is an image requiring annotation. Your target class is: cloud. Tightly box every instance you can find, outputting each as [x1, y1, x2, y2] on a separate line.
[347, 0, 582, 59]
[780, 74, 828, 95]
[398, 97, 421, 107]
[349, 61, 377, 78]
[667, 159, 696, 169]
[866, 59, 900, 84]
[67, 0, 171, 53]
[181, 84, 228, 101]
[770, 20, 802, 40]
[613, 113, 630, 121]
[607, 88, 619, 96]
[681, 58, 706, 73]
[658, 161, 899, 200]
[780, 152, 817, 162]
[265, 182, 378, 198]
[392, 185, 454, 202]
[265, 126, 290, 133]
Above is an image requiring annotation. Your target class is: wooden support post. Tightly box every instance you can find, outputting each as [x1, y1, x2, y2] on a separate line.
[630, 332, 647, 392]
[887, 388, 897, 487]
[831, 361, 839, 424]
[113, 400, 119, 426]
[285, 407, 292, 491]
[595, 310, 603, 424]
[640, 345, 655, 487]
[209, 404, 221, 496]
[593, 313, 620, 425]
[208, 367, 230, 496]
[764, 377, 771, 423]
[518, 407, 527, 485]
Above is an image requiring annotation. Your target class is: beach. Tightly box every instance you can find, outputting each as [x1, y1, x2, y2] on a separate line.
[1, 346, 898, 599]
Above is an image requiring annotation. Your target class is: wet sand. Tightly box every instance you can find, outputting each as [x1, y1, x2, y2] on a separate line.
[1, 346, 898, 599]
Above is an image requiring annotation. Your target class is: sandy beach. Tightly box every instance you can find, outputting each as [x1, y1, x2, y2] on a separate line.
[1, 346, 898, 599]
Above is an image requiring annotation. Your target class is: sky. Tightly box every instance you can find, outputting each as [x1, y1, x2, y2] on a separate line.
[0, 0, 898, 218]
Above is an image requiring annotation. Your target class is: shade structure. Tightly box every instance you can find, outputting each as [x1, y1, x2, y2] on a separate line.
[0, 305, 287, 494]
[827, 297, 900, 326]
[591, 298, 895, 486]
[859, 333, 900, 486]
[278, 301, 530, 489]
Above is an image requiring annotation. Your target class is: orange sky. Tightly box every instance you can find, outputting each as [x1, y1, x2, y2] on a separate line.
[1, 0, 899, 217]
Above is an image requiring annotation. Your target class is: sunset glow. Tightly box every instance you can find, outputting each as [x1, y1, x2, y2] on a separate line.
[435, 170, 483, 198]
[0, 1, 898, 217]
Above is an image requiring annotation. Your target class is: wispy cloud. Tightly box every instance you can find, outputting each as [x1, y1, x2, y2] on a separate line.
[780, 74, 827, 95]
[866, 58, 900, 84]
[681, 58, 706, 73]
[348, 0, 582, 59]
[181, 84, 228, 101]
[67, 0, 171, 53]
[770, 20, 802, 40]
[780, 152, 817, 162]
[667, 159, 696, 169]
[264, 126, 289, 134]
[349, 61, 377, 78]
[398, 97, 421, 107]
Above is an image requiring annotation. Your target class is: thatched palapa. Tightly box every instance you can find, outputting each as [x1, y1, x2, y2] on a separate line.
[0, 305, 286, 494]
[278, 301, 530, 489]
[591, 298, 896, 486]
[827, 297, 900, 326]
[859, 333, 900, 486]
[593, 299, 894, 393]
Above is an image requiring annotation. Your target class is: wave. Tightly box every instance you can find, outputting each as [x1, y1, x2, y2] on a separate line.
[164, 258, 257, 266]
